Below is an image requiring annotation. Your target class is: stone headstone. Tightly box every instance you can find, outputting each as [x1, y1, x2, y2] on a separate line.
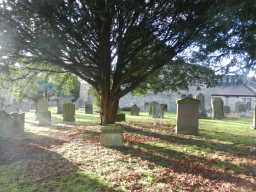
[85, 102, 93, 114]
[131, 104, 140, 116]
[144, 102, 150, 112]
[196, 93, 207, 118]
[100, 125, 124, 147]
[57, 99, 64, 114]
[161, 104, 168, 112]
[252, 105, 256, 129]
[116, 113, 126, 122]
[38, 111, 51, 126]
[0, 111, 25, 138]
[63, 103, 76, 122]
[212, 97, 224, 119]
[151, 102, 164, 118]
[36, 97, 48, 113]
[36, 97, 51, 125]
[176, 98, 200, 135]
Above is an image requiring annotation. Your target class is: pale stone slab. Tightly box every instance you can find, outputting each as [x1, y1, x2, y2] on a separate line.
[176, 98, 199, 135]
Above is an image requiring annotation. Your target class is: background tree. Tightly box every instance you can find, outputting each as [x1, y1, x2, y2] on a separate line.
[0, 0, 254, 124]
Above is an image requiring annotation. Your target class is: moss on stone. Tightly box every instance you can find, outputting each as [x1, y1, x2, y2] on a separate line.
[177, 98, 200, 104]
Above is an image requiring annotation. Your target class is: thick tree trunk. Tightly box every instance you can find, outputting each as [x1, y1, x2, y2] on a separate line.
[101, 95, 119, 125]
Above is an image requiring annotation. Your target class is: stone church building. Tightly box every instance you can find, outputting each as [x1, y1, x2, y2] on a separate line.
[119, 75, 256, 116]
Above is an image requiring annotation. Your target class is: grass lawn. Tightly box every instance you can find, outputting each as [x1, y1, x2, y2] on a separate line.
[0, 109, 255, 192]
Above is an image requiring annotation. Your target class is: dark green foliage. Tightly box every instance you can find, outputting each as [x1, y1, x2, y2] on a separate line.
[0, 0, 254, 123]
[63, 103, 75, 122]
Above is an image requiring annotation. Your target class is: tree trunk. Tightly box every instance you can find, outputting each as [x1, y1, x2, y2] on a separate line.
[101, 95, 119, 125]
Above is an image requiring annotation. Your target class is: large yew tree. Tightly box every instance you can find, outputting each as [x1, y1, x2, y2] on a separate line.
[0, 0, 252, 124]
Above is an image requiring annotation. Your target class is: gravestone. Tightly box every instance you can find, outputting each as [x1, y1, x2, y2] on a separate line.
[116, 113, 126, 122]
[144, 102, 150, 112]
[252, 105, 256, 129]
[161, 104, 168, 112]
[57, 99, 64, 114]
[100, 125, 124, 147]
[149, 102, 154, 115]
[63, 103, 75, 122]
[0, 111, 25, 138]
[85, 102, 93, 114]
[151, 102, 164, 118]
[131, 104, 140, 116]
[212, 97, 224, 119]
[36, 97, 51, 125]
[176, 98, 200, 135]
[196, 93, 207, 118]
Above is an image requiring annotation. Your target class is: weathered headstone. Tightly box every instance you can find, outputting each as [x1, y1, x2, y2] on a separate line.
[0, 111, 25, 138]
[100, 125, 124, 147]
[144, 102, 150, 112]
[131, 104, 140, 116]
[63, 103, 75, 122]
[211, 97, 224, 119]
[57, 99, 64, 114]
[252, 105, 256, 129]
[85, 102, 93, 114]
[176, 98, 200, 135]
[161, 104, 168, 112]
[196, 93, 207, 118]
[116, 113, 126, 122]
[151, 102, 164, 118]
[36, 97, 51, 125]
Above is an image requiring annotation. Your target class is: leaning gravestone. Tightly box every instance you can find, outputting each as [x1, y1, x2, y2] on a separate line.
[63, 103, 75, 122]
[36, 97, 51, 126]
[0, 111, 25, 138]
[151, 102, 164, 118]
[196, 93, 207, 118]
[131, 104, 140, 116]
[85, 102, 93, 114]
[176, 98, 200, 135]
[211, 97, 224, 119]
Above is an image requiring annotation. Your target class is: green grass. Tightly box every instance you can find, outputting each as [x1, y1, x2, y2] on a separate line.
[1, 108, 256, 192]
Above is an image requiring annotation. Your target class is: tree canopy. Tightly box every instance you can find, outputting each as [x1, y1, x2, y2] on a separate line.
[0, 0, 255, 123]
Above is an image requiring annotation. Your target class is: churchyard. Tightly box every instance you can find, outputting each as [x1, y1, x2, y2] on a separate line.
[0, 106, 256, 192]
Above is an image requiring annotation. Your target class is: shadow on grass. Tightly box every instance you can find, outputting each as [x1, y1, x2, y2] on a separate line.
[114, 142, 256, 189]
[123, 125, 256, 159]
[0, 134, 121, 192]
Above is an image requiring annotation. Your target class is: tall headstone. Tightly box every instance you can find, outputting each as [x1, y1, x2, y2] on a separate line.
[252, 105, 256, 129]
[144, 102, 150, 112]
[151, 102, 164, 118]
[85, 102, 93, 114]
[211, 97, 224, 119]
[176, 98, 200, 135]
[196, 93, 207, 118]
[57, 98, 64, 114]
[36, 97, 51, 126]
[63, 103, 76, 122]
[131, 104, 140, 116]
